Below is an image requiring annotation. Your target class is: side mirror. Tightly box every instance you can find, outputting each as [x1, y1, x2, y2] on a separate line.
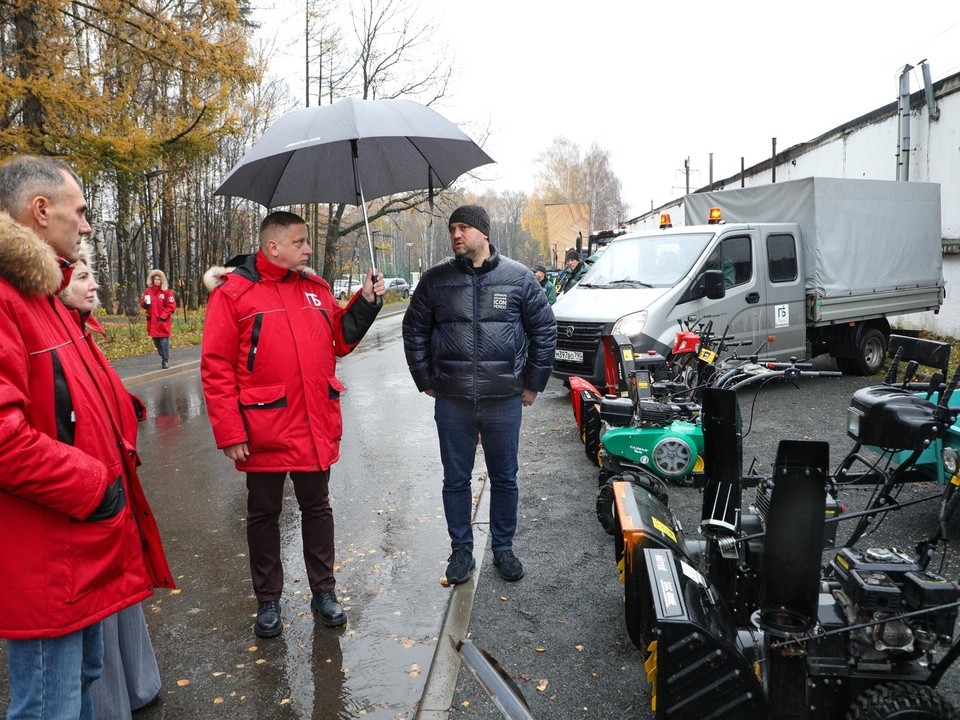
[702, 269, 726, 300]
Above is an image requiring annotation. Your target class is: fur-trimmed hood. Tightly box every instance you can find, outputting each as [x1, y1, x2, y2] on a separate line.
[203, 262, 318, 293]
[146, 268, 169, 291]
[203, 265, 232, 292]
[0, 211, 63, 296]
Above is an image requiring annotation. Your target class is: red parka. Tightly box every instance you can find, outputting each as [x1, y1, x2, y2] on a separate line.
[78, 314, 174, 590]
[0, 213, 173, 640]
[201, 252, 381, 472]
[139, 269, 176, 338]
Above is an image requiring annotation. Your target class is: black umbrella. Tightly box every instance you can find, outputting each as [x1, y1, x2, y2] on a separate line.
[215, 97, 494, 272]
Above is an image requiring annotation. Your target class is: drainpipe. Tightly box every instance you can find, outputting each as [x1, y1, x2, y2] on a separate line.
[897, 64, 913, 181]
[771, 138, 777, 183]
[921, 60, 941, 121]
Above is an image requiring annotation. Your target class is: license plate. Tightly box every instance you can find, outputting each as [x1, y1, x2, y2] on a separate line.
[555, 349, 584, 363]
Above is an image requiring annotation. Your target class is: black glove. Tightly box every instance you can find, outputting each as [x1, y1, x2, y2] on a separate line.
[86, 476, 126, 522]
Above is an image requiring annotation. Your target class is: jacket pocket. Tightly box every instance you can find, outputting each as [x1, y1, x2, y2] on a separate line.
[67, 481, 130, 602]
[327, 376, 344, 441]
[239, 384, 289, 453]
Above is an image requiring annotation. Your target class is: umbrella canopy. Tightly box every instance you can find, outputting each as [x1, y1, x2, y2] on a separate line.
[214, 97, 494, 209]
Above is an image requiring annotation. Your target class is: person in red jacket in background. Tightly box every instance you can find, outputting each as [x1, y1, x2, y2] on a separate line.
[140, 268, 176, 369]
[0, 155, 173, 719]
[201, 210, 385, 639]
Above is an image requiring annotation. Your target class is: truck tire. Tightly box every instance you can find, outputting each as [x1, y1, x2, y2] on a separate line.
[845, 681, 956, 719]
[840, 328, 886, 376]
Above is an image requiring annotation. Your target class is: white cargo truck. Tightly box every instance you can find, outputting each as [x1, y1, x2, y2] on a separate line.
[551, 177, 944, 384]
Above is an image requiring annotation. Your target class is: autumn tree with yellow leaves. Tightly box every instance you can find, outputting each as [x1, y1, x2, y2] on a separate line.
[0, 0, 258, 311]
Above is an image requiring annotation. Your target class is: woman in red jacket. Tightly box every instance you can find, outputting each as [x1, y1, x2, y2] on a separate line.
[62, 246, 170, 718]
[140, 269, 176, 368]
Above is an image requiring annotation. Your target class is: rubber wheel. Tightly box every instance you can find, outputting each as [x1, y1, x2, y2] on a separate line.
[836, 357, 857, 374]
[596, 480, 616, 535]
[840, 328, 886, 376]
[845, 682, 957, 719]
[582, 404, 602, 467]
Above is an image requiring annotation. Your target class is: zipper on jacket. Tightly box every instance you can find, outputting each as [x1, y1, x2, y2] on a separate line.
[247, 312, 264, 372]
[472, 275, 480, 408]
[51, 350, 76, 445]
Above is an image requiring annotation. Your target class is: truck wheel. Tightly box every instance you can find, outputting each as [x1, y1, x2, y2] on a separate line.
[845, 681, 956, 719]
[841, 328, 886, 376]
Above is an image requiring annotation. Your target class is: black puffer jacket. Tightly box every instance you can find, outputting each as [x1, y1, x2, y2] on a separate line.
[402, 246, 557, 400]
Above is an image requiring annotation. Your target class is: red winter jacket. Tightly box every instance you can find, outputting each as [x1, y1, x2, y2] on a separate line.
[0, 213, 169, 640]
[79, 314, 174, 590]
[140, 270, 176, 338]
[201, 252, 381, 472]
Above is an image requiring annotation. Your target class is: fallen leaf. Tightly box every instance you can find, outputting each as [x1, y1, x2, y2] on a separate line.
[212, 672, 225, 677]
[280, 698, 291, 705]
[213, 698, 223, 704]
[500, 596, 509, 601]
[519, 674, 531, 681]
[535, 646, 546, 653]
[255, 659, 266, 665]
[536, 679, 549, 692]
[575, 644, 585, 652]
[439, 577, 450, 588]
[248, 646, 258, 652]
[170, 589, 182, 595]
[176, 679, 190, 687]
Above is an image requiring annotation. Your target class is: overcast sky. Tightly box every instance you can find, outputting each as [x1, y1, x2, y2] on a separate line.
[254, 1, 960, 220]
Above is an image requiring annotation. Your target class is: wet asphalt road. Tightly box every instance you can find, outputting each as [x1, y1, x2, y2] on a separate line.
[3, 310, 960, 718]
[0, 308, 454, 719]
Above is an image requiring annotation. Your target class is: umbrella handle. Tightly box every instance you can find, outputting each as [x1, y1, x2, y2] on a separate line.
[352, 140, 378, 276]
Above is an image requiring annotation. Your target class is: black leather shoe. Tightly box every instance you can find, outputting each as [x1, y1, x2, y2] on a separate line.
[161, 359, 169, 369]
[254, 600, 282, 638]
[311, 589, 347, 627]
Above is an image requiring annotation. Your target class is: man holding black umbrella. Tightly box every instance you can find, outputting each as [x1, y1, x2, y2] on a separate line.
[201, 210, 384, 638]
[402, 205, 556, 586]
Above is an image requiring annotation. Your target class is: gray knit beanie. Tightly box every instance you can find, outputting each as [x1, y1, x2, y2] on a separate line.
[448, 204, 490, 237]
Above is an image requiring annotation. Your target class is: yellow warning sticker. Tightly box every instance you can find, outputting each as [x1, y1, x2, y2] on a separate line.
[651, 517, 677, 542]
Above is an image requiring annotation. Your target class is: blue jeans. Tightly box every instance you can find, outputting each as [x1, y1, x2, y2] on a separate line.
[152, 337, 169, 363]
[6, 623, 103, 720]
[435, 395, 522, 554]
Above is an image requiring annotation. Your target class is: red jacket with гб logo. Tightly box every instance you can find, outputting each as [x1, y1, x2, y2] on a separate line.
[201, 251, 381, 472]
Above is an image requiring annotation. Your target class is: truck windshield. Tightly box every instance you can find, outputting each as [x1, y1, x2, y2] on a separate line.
[580, 232, 715, 288]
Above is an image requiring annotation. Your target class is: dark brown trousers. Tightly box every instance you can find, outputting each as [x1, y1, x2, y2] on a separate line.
[245, 471, 335, 601]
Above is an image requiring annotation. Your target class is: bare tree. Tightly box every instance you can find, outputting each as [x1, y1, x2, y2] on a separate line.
[526, 136, 628, 256]
[309, 0, 454, 283]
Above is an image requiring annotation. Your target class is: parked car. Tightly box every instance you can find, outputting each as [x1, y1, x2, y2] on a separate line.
[382, 277, 411, 298]
[409, 280, 418, 297]
[333, 277, 361, 300]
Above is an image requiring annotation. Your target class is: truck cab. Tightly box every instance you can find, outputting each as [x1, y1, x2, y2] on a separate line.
[552, 221, 808, 385]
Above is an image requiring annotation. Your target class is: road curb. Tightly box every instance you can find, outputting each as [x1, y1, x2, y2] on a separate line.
[121, 360, 200, 388]
[416, 476, 491, 719]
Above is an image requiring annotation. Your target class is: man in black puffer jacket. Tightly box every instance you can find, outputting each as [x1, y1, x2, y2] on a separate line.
[403, 204, 557, 586]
